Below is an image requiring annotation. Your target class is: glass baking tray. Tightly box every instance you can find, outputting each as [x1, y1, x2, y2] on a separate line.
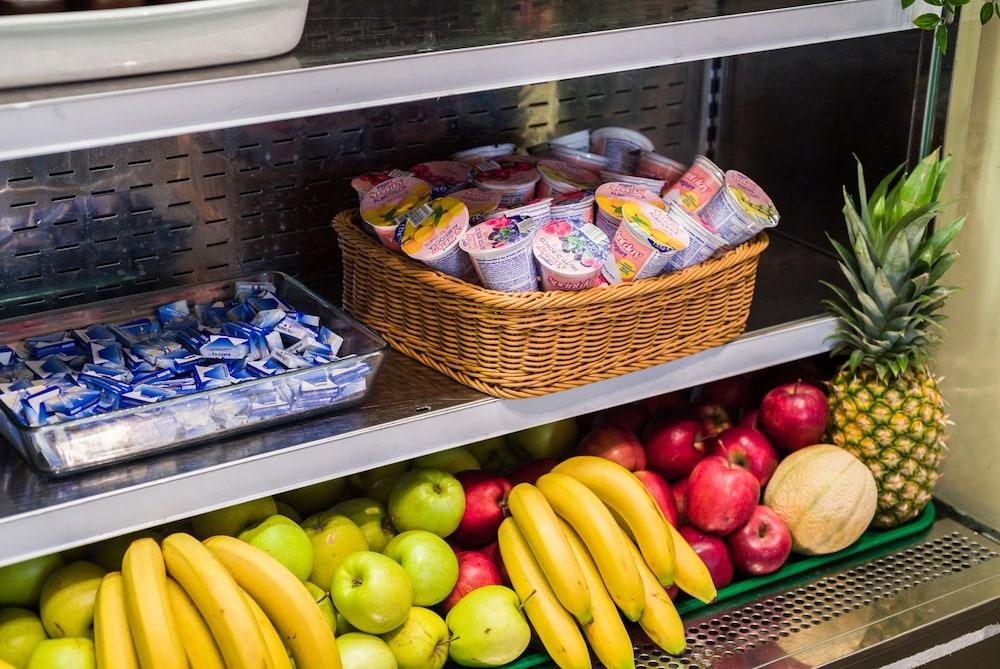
[0, 272, 388, 476]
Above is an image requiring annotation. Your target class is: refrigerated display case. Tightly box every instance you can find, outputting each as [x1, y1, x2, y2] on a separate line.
[1, 1, 998, 667]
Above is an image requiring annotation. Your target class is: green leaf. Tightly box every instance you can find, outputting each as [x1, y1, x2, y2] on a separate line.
[901, 0, 917, 6]
[982, 2, 995, 24]
[900, 151, 939, 211]
[914, 13, 941, 29]
[875, 202, 939, 258]
[922, 0, 943, 6]
[855, 156, 870, 227]
[932, 154, 952, 201]
[935, 24, 949, 54]
[927, 251, 959, 284]
[867, 163, 905, 229]
[951, 0, 971, 6]
[918, 216, 965, 265]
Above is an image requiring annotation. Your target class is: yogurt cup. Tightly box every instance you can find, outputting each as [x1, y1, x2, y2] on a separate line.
[662, 155, 725, 214]
[350, 169, 413, 204]
[452, 143, 517, 165]
[360, 177, 433, 252]
[449, 187, 502, 224]
[590, 127, 655, 173]
[550, 129, 591, 151]
[551, 190, 596, 226]
[473, 159, 542, 208]
[533, 219, 610, 291]
[399, 197, 473, 279]
[604, 200, 690, 284]
[409, 161, 473, 197]
[499, 197, 553, 227]
[662, 204, 729, 272]
[598, 170, 667, 195]
[593, 182, 666, 239]
[551, 145, 612, 174]
[636, 151, 687, 185]
[700, 170, 779, 245]
[536, 159, 600, 197]
[460, 214, 538, 292]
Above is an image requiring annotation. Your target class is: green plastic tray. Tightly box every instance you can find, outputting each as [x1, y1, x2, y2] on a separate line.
[495, 502, 937, 669]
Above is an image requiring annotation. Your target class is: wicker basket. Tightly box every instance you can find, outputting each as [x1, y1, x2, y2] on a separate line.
[333, 211, 768, 398]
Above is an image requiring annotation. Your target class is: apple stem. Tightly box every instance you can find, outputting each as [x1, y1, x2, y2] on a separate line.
[315, 591, 331, 605]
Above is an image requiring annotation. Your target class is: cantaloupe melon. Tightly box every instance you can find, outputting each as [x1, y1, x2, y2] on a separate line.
[763, 444, 877, 555]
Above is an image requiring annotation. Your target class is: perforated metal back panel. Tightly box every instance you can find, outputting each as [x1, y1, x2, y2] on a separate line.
[0, 64, 705, 319]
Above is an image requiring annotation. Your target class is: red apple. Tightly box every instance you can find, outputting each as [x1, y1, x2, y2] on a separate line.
[505, 458, 556, 486]
[708, 426, 779, 488]
[666, 585, 679, 600]
[633, 470, 679, 527]
[593, 404, 648, 433]
[687, 455, 760, 535]
[739, 408, 761, 431]
[480, 541, 508, 584]
[726, 506, 792, 576]
[442, 550, 504, 612]
[671, 477, 690, 526]
[693, 402, 732, 439]
[679, 526, 734, 589]
[759, 383, 829, 451]
[697, 376, 752, 415]
[577, 425, 646, 471]
[451, 471, 512, 548]
[640, 390, 688, 415]
[642, 417, 707, 480]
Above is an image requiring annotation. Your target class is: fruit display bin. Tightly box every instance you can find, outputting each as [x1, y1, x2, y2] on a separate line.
[333, 211, 769, 399]
[501, 501, 937, 669]
[0, 272, 388, 476]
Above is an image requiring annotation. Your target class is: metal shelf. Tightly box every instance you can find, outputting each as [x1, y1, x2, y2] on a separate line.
[0, 0, 919, 161]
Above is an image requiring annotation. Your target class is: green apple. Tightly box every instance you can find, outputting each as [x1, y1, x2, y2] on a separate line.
[329, 498, 395, 553]
[303, 582, 336, 632]
[88, 530, 161, 572]
[368, 471, 407, 506]
[239, 515, 314, 582]
[190, 496, 277, 539]
[301, 513, 368, 590]
[349, 463, 409, 493]
[0, 555, 64, 608]
[412, 448, 480, 474]
[274, 502, 302, 525]
[337, 632, 397, 669]
[0, 608, 46, 668]
[331, 552, 412, 634]
[464, 437, 518, 473]
[508, 419, 578, 461]
[446, 586, 530, 667]
[25, 638, 95, 669]
[275, 478, 347, 518]
[39, 562, 105, 639]
[388, 470, 465, 538]
[382, 607, 449, 669]
[383, 532, 458, 606]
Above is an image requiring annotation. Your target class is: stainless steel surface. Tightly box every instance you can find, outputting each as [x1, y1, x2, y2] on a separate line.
[0, 64, 703, 319]
[0, 0, 919, 160]
[633, 517, 1000, 668]
[0, 233, 839, 565]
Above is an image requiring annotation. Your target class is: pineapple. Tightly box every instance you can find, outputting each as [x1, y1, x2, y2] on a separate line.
[824, 150, 964, 528]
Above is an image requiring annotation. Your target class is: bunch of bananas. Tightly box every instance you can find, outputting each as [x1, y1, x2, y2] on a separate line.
[498, 456, 717, 669]
[94, 533, 340, 669]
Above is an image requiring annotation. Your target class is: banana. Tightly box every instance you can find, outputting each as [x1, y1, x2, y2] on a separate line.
[554, 456, 676, 586]
[120, 538, 188, 669]
[558, 519, 635, 669]
[623, 540, 686, 655]
[536, 472, 644, 621]
[165, 578, 225, 669]
[94, 572, 140, 669]
[204, 535, 341, 669]
[241, 590, 294, 669]
[497, 518, 591, 669]
[506, 483, 593, 625]
[161, 533, 273, 669]
[667, 522, 717, 604]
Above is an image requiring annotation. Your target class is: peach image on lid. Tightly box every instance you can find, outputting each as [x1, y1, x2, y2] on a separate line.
[473, 159, 542, 208]
[536, 159, 600, 197]
[449, 187, 502, 224]
[636, 151, 687, 184]
[533, 219, 610, 292]
[604, 200, 689, 284]
[700, 170, 780, 245]
[451, 143, 517, 165]
[400, 197, 473, 279]
[409, 161, 473, 197]
[593, 181, 665, 239]
[460, 214, 538, 292]
[590, 127, 655, 173]
[662, 155, 725, 214]
[360, 176, 433, 252]
[662, 204, 729, 272]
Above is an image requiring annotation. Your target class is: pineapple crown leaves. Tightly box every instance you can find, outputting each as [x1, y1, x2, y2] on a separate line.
[823, 149, 965, 381]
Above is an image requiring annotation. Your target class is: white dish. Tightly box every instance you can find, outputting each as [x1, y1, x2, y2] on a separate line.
[0, 0, 308, 89]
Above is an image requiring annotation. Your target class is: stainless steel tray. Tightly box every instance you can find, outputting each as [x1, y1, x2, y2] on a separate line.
[0, 272, 388, 476]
